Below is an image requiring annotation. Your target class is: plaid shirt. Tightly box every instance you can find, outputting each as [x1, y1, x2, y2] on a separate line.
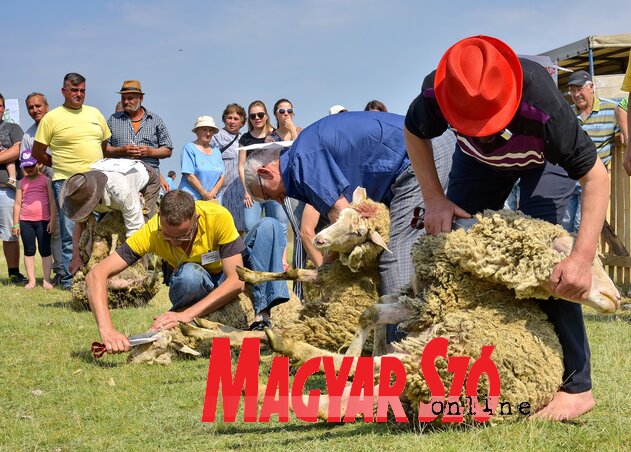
[107, 107, 173, 170]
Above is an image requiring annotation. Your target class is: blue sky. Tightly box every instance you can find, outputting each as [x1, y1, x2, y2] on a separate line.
[3, 0, 631, 179]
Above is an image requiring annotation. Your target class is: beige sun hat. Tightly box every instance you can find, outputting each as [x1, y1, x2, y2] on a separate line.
[192, 115, 219, 133]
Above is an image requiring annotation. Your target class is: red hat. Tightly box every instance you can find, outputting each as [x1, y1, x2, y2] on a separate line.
[434, 35, 523, 137]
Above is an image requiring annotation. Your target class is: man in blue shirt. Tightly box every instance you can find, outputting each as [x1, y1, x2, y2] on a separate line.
[244, 111, 455, 316]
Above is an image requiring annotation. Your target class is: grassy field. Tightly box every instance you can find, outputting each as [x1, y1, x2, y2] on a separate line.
[1, 264, 631, 451]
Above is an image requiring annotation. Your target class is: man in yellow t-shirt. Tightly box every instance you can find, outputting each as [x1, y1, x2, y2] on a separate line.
[31, 73, 111, 290]
[86, 190, 289, 354]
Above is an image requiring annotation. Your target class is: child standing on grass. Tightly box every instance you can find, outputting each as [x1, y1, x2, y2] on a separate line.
[12, 150, 56, 289]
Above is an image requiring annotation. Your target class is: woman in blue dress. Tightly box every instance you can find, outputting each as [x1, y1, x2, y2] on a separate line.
[178, 116, 225, 203]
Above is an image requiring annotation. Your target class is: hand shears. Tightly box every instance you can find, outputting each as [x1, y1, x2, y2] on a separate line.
[91, 331, 159, 358]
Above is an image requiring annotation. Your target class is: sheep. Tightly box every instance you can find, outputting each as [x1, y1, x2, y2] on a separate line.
[70, 211, 160, 310]
[128, 187, 390, 363]
[263, 210, 621, 424]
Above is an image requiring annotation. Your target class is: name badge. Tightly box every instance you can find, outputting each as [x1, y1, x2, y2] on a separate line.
[201, 250, 220, 265]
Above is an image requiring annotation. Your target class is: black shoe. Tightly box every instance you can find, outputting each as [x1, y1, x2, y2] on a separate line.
[51, 274, 63, 287]
[248, 319, 272, 331]
[8, 273, 27, 284]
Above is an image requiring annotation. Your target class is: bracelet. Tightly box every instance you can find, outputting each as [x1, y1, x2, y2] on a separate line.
[11, 225, 19, 229]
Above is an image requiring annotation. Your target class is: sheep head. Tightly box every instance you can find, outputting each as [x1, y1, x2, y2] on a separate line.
[313, 187, 390, 255]
[545, 236, 621, 313]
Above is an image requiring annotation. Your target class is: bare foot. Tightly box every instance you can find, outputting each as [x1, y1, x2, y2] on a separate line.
[25, 282, 36, 290]
[42, 280, 54, 290]
[531, 390, 595, 421]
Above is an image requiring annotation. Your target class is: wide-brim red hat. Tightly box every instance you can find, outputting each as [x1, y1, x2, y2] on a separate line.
[434, 35, 523, 137]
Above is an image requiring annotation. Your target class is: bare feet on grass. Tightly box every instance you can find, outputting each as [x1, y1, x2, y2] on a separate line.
[25, 282, 36, 290]
[42, 281, 54, 290]
[531, 390, 595, 421]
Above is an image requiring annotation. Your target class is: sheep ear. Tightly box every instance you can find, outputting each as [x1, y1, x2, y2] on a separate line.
[352, 187, 367, 204]
[370, 230, 391, 253]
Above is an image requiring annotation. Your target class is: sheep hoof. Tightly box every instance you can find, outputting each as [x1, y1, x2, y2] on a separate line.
[264, 328, 286, 354]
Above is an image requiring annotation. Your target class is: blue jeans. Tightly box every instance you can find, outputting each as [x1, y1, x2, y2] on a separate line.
[561, 182, 582, 233]
[503, 180, 520, 210]
[244, 200, 288, 237]
[52, 179, 74, 289]
[168, 217, 289, 314]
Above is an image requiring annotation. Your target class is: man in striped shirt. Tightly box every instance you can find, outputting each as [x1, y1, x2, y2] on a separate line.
[563, 70, 620, 232]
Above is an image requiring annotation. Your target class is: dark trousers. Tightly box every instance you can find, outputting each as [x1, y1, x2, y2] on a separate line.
[447, 148, 591, 393]
[19, 220, 52, 257]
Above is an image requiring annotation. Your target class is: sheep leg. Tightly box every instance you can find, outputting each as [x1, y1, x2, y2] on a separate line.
[178, 321, 266, 348]
[107, 276, 149, 290]
[264, 328, 408, 376]
[110, 233, 119, 255]
[236, 266, 319, 285]
[345, 298, 412, 357]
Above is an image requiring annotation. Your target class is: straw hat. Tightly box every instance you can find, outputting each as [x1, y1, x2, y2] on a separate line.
[117, 80, 145, 95]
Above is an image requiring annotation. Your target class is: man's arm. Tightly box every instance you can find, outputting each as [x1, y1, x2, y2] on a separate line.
[300, 204, 324, 267]
[615, 104, 628, 146]
[404, 127, 470, 234]
[327, 195, 351, 223]
[32, 141, 52, 167]
[550, 158, 609, 300]
[160, 173, 170, 192]
[137, 145, 172, 160]
[85, 252, 132, 353]
[151, 253, 245, 330]
[104, 143, 142, 158]
[0, 141, 20, 165]
[69, 221, 87, 275]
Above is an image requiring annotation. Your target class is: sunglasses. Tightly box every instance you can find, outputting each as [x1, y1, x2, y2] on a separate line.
[157, 214, 199, 242]
[276, 108, 294, 115]
[249, 112, 266, 120]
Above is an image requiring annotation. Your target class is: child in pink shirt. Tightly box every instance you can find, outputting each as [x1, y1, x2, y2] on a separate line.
[12, 150, 57, 289]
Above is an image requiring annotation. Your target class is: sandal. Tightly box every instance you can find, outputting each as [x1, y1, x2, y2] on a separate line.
[248, 319, 272, 331]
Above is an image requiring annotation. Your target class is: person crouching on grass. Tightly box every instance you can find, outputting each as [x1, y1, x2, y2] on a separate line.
[85, 189, 289, 353]
[12, 150, 56, 289]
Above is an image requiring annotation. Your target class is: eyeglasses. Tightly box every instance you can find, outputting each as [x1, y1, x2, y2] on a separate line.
[157, 214, 198, 242]
[249, 112, 266, 120]
[568, 83, 592, 95]
[276, 108, 294, 115]
[257, 174, 269, 201]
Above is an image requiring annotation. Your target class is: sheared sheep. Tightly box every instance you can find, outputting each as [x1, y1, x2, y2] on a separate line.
[129, 187, 390, 363]
[71, 211, 160, 310]
[263, 210, 621, 424]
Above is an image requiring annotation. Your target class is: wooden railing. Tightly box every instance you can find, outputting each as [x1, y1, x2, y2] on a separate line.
[600, 136, 631, 285]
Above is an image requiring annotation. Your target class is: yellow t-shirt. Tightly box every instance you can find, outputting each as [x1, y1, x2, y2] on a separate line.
[126, 201, 240, 274]
[622, 58, 631, 92]
[34, 105, 111, 180]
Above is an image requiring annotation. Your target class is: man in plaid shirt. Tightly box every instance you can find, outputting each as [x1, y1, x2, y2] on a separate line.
[106, 80, 173, 190]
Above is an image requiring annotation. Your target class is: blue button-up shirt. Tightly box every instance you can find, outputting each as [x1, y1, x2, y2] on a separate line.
[280, 112, 410, 215]
[107, 107, 173, 170]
